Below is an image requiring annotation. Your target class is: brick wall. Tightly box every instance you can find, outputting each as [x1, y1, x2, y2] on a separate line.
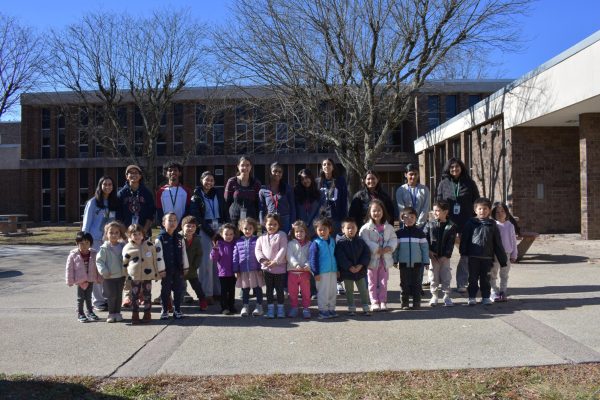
[579, 113, 600, 239]
[510, 126, 580, 233]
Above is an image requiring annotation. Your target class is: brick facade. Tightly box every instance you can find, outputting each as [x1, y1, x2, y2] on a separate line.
[579, 113, 600, 239]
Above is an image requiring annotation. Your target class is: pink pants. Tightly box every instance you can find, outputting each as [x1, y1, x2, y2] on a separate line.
[288, 272, 311, 308]
[368, 264, 389, 304]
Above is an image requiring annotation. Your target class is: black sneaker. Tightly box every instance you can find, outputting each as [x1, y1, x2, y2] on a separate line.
[78, 314, 89, 323]
[86, 311, 100, 321]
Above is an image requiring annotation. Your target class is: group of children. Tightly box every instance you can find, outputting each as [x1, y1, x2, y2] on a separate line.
[65, 197, 518, 323]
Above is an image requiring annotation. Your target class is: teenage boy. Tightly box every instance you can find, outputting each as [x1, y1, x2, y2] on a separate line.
[423, 200, 457, 306]
[459, 197, 507, 306]
[156, 212, 189, 319]
[156, 161, 192, 224]
[117, 164, 155, 308]
[334, 218, 371, 316]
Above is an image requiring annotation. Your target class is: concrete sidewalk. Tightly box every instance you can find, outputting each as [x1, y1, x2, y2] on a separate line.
[0, 234, 599, 376]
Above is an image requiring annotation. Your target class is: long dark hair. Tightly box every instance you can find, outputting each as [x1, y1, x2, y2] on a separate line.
[441, 157, 471, 181]
[362, 170, 383, 193]
[319, 158, 337, 184]
[492, 202, 521, 235]
[269, 162, 287, 193]
[294, 168, 320, 203]
[94, 176, 118, 211]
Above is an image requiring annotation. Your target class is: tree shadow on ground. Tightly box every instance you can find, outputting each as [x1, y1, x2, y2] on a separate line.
[518, 253, 589, 264]
[0, 270, 23, 279]
[0, 378, 125, 400]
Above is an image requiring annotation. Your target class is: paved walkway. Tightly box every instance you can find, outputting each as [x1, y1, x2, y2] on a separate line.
[0, 234, 599, 376]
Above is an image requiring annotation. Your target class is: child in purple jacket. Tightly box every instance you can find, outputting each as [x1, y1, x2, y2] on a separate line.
[233, 218, 264, 317]
[210, 223, 237, 315]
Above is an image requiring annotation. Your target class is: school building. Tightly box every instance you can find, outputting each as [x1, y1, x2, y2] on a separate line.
[1, 81, 507, 224]
[415, 30, 600, 239]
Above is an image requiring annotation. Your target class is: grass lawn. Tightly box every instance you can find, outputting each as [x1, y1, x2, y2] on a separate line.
[0, 225, 81, 246]
[1, 364, 599, 399]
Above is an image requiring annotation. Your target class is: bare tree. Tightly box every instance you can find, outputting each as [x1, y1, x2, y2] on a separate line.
[47, 10, 206, 190]
[0, 13, 44, 119]
[215, 0, 528, 193]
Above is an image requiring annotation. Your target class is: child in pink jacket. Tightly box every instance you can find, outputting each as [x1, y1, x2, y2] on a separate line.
[66, 231, 103, 323]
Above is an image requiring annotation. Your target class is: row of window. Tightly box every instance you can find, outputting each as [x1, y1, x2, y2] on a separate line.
[427, 94, 482, 130]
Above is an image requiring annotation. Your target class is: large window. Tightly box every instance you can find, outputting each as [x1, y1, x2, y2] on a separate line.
[79, 169, 89, 220]
[157, 112, 167, 156]
[94, 110, 105, 157]
[58, 169, 66, 222]
[57, 114, 65, 158]
[253, 108, 266, 154]
[173, 103, 184, 155]
[468, 94, 481, 108]
[79, 108, 89, 158]
[134, 107, 145, 156]
[41, 169, 51, 222]
[213, 110, 225, 155]
[276, 122, 289, 153]
[41, 108, 51, 159]
[235, 106, 249, 155]
[427, 95, 440, 129]
[117, 106, 128, 157]
[195, 104, 209, 155]
[445, 95, 457, 120]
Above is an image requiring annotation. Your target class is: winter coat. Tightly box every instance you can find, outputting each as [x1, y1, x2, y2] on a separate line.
[395, 183, 430, 229]
[317, 176, 348, 223]
[349, 188, 396, 227]
[122, 240, 165, 281]
[66, 248, 102, 286]
[259, 183, 297, 226]
[309, 237, 337, 275]
[394, 225, 430, 268]
[116, 183, 155, 232]
[96, 242, 126, 279]
[188, 186, 227, 238]
[82, 198, 115, 250]
[182, 234, 203, 280]
[224, 176, 262, 225]
[496, 220, 518, 260]
[359, 221, 398, 270]
[210, 240, 236, 277]
[255, 231, 288, 274]
[423, 219, 458, 259]
[233, 236, 261, 273]
[459, 217, 508, 266]
[436, 176, 480, 232]
[334, 235, 371, 281]
[287, 239, 311, 272]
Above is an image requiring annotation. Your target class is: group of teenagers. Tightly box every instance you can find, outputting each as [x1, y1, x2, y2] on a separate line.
[65, 155, 519, 323]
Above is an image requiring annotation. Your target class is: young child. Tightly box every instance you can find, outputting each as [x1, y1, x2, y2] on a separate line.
[156, 212, 189, 320]
[394, 207, 430, 310]
[96, 221, 127, 322]
[123, 224, 165, 323]
[359, 199, 397, 312]
[255, 213, 288, 318]
[287, 220, 312, 319]
[423, 200, 458, 307]
[335, 218, 371, 316]
[460, 198, 507, 305]
[210, 223, 237, 315]
[66, 231, 102, 323]
[309, 217, 338, 319]
[180, 215, 209, 311]
[233, 218, 264, 317]
[490, 202, 518, 302]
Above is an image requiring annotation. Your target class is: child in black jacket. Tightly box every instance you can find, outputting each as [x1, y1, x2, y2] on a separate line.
[459, 198, 507, 305]
[423, 200, 457, 307]
[334, 218, 371, 316]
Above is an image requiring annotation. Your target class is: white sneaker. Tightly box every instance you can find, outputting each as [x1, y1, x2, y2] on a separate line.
[380, 302, 388, 311]
[252, 304, 263, 316]
[467, 298, 476, 306]
[429, 295, 438, 306]
[443, 295, 454, 307]
[482, 297, 493, 305]
[370, 303, 380, 312]
[240, 305, 249, 317]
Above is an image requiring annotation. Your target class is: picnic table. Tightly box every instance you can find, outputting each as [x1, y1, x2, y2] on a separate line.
[0, 214, 31, 235]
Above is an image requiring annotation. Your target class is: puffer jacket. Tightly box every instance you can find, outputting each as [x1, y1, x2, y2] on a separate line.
[423, 219, 457, 259]
[122, 240, 165, 281]
[210, 240, 236, 277]
[359, 221, 398, 269]
[66, 248, 102, 286]
[334, 235, 371, 281]
[233, 236, 260, 273]
[393, 225, 430, 268]
[255, 231, 288, 274]
[96, 241, 126, 279]
[459, 217, 508, 266]
[287, 239, 311, 272]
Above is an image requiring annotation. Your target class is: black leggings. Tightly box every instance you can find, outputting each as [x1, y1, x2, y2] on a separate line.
[264, 271, 285, 304]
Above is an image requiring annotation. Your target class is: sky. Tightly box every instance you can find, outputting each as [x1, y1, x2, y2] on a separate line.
[1, 0, 600, 120]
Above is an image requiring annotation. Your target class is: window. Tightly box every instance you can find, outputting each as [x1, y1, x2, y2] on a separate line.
[468, 94, 481, 108]
[79, 108, 89, 158]
[235, 106, 249, 155]
[445, 95, 457, 120]
[195, 104, 209, 155]
[41, 169, 51, 222]
[451, 139, 461, 159]
[276, 122, 289, 153]
[157, 112, 167, 156]
[58, 169, 66, 222]
[117, 106, 128, 157]
[79, 169, 89, 220]
[293, 123, 306, 152]
[213, 110, 225, 155]
[253, 107, 266, 154]
[94, 110, 105, 157]
[134, 107, 145, 156]
[57, 114, 65, 158]
[173, 103, 184, 155]
[427, 95, 440, 129]
[41, 108, 51, 159]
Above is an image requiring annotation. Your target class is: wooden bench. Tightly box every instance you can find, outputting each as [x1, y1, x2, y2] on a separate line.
[516, 231, 539, 261]
[0, 219, 32, 235]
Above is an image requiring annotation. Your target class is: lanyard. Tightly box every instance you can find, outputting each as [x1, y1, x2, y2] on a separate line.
[409, 186, 418, 208]
[453, 181, 460, 199]
[168, 186, 180, 209]
[268, 190, 279, 213]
